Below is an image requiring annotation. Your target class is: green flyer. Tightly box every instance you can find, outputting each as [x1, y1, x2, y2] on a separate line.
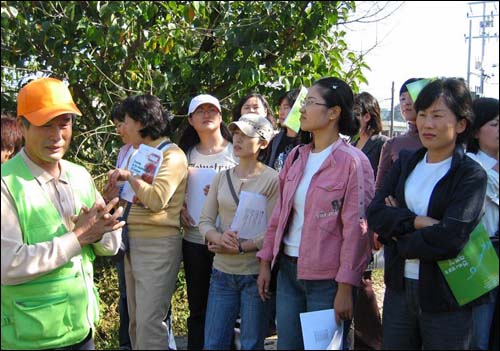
[438, 222, 499, 306]
[406, 78, 433, 102]
[284, 86, 308, 133]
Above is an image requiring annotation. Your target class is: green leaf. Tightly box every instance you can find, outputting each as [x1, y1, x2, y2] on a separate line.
[1, 0, 370, 180]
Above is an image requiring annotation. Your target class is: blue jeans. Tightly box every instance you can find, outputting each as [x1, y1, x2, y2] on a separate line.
[472, 297, 497, 350]
[275, 255, 354, 350]
[204, 268, 270, 350]
[383, 278, 472, 350]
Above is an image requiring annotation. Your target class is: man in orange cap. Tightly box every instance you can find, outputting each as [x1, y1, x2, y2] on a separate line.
[1, 77, 126, 350]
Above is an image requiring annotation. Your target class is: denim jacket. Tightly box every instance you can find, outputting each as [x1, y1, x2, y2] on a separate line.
[257, 139, 374, 286]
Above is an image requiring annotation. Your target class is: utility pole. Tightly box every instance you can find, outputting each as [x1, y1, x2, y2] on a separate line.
[465, 1, 499, 96]
[389, 81, 394, 138]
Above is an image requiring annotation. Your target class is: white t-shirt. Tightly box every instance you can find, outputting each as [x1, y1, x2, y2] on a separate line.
[484, 168, 499, 237]
[284, 143, 334, 257]
[188, 143, 239, 172]
[184, 143, 239, 244]
[468, 151, 499, 237]
[467, 150, 497, 170]
[403, 153, 452, 279]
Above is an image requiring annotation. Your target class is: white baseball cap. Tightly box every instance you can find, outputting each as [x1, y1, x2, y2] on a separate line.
[188, 94, 221, 115]
[228, 114, 275, 142]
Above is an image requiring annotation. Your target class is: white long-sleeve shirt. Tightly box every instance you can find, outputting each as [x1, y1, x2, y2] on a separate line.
[1, 149, 121, 285]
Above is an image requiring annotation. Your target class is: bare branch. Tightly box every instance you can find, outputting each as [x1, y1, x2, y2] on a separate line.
[340, 1, 404, 25]
[84, 58, 142, 93]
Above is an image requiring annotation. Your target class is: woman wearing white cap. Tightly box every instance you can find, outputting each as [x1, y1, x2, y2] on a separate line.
[178, 94, 239, 350]
[199, 114, 279, 350]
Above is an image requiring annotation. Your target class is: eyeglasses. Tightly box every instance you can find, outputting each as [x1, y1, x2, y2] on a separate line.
[301, 99, 329, 108]
[193, 108, 219, 117]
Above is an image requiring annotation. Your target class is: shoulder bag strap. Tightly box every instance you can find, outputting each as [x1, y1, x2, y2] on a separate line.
[121, 201, 133, 221]
[157, 140, 172, 150]
[225, 169, 239, 205]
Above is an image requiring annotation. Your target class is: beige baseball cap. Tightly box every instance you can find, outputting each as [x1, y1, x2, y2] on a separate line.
[228, 114, 274, 141]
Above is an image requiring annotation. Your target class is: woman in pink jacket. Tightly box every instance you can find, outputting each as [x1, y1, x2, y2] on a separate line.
[257, 77, 374, 350]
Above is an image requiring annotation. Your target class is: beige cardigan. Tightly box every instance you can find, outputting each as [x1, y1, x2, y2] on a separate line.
[127, 138, 188, 238]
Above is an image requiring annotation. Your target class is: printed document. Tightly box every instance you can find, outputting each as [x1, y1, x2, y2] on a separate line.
[186, 168, 217, 225]
[300, 309, 343, 350]
[231, 191, 267, 239]
[120, 144, 164, 203]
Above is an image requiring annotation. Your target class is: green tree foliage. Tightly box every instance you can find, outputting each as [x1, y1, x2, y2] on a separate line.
[1, 1, 370, 179]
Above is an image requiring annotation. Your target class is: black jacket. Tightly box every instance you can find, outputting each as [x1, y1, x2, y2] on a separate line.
[367, 145, 487, 312]
[351, 134, 389, 178]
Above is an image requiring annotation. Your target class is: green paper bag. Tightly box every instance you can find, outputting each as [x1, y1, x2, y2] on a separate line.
[283, 86, 308, 133]
[438, 222, 499, 306]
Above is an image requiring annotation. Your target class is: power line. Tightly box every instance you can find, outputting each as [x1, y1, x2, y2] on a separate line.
[466, 1, 499, 96]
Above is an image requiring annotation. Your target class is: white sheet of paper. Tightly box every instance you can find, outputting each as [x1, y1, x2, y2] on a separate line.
[230, 191, 267, 239]
[186, 168, 217, 226]
[300, 309, 343, 350]
[120, 143, 165, 203]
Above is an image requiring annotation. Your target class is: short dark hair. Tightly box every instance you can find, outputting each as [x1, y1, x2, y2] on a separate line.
[278, 88, 301, 108]
[1, 114, 23, 155]
[232, 92, 276, 129]
[121, 95, 171, 140]
[414, 77, 473, 144]
[276, 87, 312, 143]
[110, 100, 126, 123]
[354, 92, 383, 135]
[466, 97, 499, 153]
[312, 77, 359, 137]
[399, 78, 423, 96]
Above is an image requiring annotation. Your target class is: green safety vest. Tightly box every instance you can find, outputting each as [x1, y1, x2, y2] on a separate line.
[1, 154, 100, 350]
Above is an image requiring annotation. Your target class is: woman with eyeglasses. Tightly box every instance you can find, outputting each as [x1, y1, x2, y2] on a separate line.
[256, 77, 374, 350]
[178, 94, 239, 350]
[106, 94, 188, 349]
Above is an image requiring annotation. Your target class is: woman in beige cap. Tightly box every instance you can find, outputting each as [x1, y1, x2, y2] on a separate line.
[199, 114, 278, 350]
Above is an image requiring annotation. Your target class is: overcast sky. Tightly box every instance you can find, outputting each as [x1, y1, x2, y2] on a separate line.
[344, 1, 499, 108]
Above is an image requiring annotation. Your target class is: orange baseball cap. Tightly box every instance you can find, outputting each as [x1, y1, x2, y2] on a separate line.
[17, 77, 82, 126]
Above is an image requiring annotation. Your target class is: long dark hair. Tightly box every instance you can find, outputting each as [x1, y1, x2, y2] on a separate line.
[178, 120, 232, 153]
[354, 92, 383, 135]
[313, 77, 359, 137]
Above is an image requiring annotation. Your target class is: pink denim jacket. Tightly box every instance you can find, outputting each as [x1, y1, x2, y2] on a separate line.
[257, 139, 374, 286]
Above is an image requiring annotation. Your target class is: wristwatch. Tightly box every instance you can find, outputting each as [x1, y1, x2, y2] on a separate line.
[238, 242, 245, 255]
